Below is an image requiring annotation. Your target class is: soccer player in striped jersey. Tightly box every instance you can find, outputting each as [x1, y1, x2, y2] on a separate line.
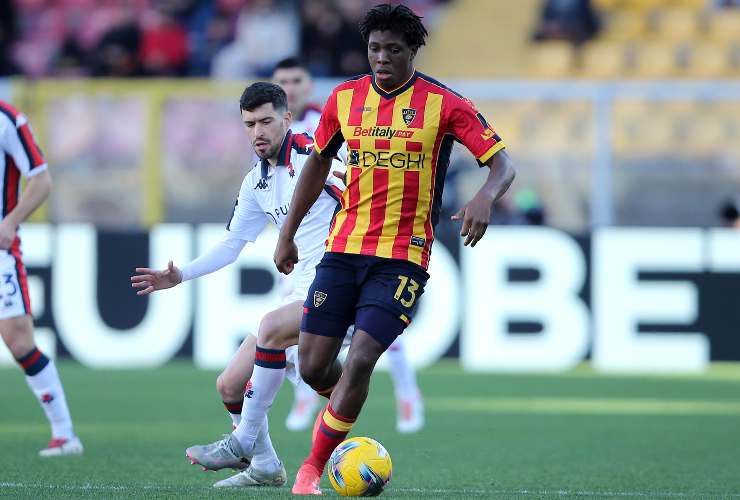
[274, 4, 516, 494]
[274, 56, 426, 436]
[131, 83, 345, 488]
[0, 100, 83, 457]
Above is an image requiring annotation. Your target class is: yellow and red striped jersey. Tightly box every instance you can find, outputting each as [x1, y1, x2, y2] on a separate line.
[313, 71, 505, 269]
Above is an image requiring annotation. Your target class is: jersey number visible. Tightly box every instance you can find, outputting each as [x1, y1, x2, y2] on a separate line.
[2, 273, 17, 297]
[394, 275, 419, 308]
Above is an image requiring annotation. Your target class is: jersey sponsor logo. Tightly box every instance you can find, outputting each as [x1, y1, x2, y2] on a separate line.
[354, 106, 374, 113]
[352, 126, 414, 139]
[401, 108, 416, 126]
[254, 178, 269, 190]
[313, 290, 327, 307]
[350, 150, 426, 170]
[410, 236, 426, 248]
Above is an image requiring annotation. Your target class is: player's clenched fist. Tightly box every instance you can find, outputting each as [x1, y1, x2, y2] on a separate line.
[274, 235, 299, 275]
[130, 260, 183, 296]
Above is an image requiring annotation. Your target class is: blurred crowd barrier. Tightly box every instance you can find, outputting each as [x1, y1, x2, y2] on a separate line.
[4, 78, 740, 231]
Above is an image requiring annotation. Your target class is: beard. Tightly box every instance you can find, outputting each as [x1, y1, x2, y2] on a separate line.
[254, 141, 281, 160]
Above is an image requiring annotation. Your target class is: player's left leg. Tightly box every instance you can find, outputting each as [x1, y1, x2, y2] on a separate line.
[387, 336, 425, 433]
[187, 300, 302, 483]
[1, 314, 81, 457]
[216, 333, 258, 428]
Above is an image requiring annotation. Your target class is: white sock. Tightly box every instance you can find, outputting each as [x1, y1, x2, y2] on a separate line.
[233, 347, 286, 453]
[387, 337, 420, 401]
[293, 377, 319, 405]
[223, 400, 243, 427]
[24, 357, 75, 440]
[250, 416, 281, 472]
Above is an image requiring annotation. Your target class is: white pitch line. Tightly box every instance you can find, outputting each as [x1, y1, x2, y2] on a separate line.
[2, 483, 739, 498]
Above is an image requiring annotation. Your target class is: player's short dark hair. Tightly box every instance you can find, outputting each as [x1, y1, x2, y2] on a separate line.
[239, 82, 287, 113]
[359, 3, 428, 50]
[273, 57, 310, 74]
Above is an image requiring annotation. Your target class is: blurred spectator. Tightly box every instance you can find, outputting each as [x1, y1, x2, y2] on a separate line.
[719, 198, 740, 228]
[139, 9, 189, 76]
[334, 0, 370, 76]
[0, 0, 17, 75]
[92, 14, 142, 77]
[532, 0, 600, 46]
[300, 0, 343, 77]
[211, 0, 299, 78]
[52, 37, 88, 77]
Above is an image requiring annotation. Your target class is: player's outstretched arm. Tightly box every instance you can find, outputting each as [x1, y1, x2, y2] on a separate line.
[130, 260, 183, 296]
[274, 150, 333, 274]
[452, 149, 516, 247]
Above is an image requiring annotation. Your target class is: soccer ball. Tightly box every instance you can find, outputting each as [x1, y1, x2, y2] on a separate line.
[327, 437, 393, 497]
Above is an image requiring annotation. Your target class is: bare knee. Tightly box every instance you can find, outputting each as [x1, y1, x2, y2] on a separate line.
[257, 311, 291, 349]
[216, 372, 243, 402]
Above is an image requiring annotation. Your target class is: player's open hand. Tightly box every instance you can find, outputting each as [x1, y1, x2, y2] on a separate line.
[274, 235, 299, 275]
[130, 260, 183, 296]
[451, 193, 494, 247]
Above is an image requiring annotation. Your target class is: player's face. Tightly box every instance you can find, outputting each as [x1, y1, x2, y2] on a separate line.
[368, 30, 417, 91]
[241, 103, 292, 161]
[273, 67, 313, 116]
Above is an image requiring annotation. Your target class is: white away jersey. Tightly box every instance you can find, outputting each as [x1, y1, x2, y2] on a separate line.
[0, 101, 48, 222]
[226, 130, 344, 269]
[289, 104, 322, 136]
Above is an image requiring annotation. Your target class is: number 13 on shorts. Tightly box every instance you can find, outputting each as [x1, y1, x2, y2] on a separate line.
[394, 275, 419, 308]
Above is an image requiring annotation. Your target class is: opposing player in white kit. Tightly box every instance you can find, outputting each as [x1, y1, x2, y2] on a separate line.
[130, 82, 344, 488]
[273, 57, 425, 434]
[0, 100, 82, 457]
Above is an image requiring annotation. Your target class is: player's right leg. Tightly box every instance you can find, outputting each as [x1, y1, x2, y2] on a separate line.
[216, 333, 258, 428]
[0, 251, 81, 458]
[1, 315, 82, 457]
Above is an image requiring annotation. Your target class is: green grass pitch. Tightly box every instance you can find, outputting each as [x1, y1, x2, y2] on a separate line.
[2, 361, 740, 499]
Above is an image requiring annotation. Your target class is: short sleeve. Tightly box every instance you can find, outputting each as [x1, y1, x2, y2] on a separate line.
[313, 88, 344, 159]
[1, 113, 47, 177]
[446, 96, 505, 167]
[225, 174, 268, 242]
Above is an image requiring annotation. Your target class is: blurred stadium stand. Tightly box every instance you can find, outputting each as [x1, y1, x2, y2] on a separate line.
[0, 0, 738, 232]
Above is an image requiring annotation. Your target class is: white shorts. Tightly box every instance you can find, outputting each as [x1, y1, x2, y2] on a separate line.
[279, 258, 317, 305]
[0, 251, 31, 320]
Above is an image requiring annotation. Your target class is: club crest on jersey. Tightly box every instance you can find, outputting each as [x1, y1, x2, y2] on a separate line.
[313, 291, 327, 307]
[402, 108, 416, 126]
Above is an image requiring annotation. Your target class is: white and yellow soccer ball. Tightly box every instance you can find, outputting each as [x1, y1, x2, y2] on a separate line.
[327, 437, 393, 497]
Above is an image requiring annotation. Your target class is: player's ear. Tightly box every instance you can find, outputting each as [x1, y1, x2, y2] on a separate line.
[284, 110, 292, 126]
[410, 47, 418, 61]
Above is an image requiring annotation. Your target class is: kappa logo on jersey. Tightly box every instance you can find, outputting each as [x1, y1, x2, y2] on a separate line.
[402, 108, 416, 126]
[254, 177, 269, 190]
[313, 291, 327, 307]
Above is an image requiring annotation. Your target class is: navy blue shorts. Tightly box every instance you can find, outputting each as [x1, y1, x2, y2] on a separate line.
[301, 252, 430, 349]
